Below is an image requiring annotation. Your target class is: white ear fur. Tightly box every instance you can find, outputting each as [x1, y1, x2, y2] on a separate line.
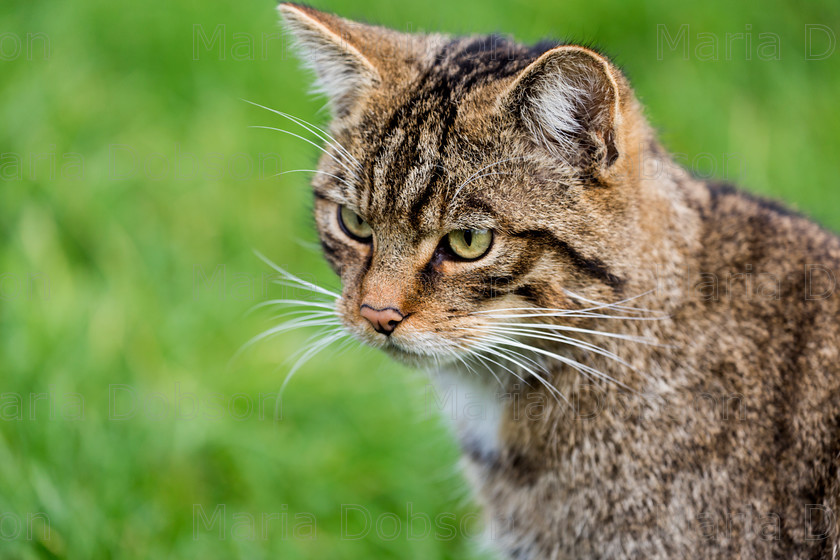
[278, 3, 380, 117]
[527, 73, 588, 154]
[508, 46, 621, 168]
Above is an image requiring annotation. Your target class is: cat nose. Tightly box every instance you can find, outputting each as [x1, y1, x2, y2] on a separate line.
[360, 305, 404, 335]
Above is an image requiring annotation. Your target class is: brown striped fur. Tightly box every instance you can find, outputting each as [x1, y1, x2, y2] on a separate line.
[279, 4, 840, 558]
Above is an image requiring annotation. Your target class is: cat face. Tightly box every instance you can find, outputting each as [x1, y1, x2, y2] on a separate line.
[280, 4, 646, 367]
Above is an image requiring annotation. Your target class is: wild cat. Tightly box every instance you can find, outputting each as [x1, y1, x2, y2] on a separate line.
[266, 3, 840, 558]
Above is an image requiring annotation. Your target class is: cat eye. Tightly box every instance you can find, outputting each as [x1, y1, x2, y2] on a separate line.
[445, 228, 493, 260]
[338, 205, 373, 242]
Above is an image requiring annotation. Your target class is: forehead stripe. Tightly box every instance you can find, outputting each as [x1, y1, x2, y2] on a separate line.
[361, 37, 552, 222]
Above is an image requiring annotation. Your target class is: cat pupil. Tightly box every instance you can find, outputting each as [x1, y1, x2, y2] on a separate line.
[464, 230, 473, 246]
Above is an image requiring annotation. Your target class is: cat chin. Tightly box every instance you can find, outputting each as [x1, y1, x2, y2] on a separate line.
[380, 344, 443, 368]
[346, 321, 466, 369]
[376, 340, 462, 370]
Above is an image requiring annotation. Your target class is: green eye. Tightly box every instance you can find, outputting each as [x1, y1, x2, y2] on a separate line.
[338, 205, 372, 241]
[445, 228, 493, 260]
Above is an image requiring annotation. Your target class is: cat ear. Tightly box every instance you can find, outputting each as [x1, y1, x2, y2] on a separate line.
[278, 3, 383, 117]
[505, 45, 625, 172]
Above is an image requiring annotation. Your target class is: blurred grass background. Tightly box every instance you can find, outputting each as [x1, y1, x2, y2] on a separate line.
[1, 0, 838, 557]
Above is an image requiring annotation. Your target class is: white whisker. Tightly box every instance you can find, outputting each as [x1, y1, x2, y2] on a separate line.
[479, 310, 665, 321]
[249, 125, 358, 180]
[483, 333, 635, 393]
[449, 344, 484, 379]
[453, 171, 512, 197]
[265, 309, 339, 323]
[479, 322, 664, 346]
[562, 288, 661, 315]
[467, 343, 531, 389]
[475, 289, 665, 319]
[239, 315, 342, 350]
[267, 280, 340, 302]
[451, 157, 524, 201]
[480, 324, 637, 372]
[249, 299, 338, 313]
[282, 330, 348, 386]
[255, 251, 342, 299]
[453, 342, 503, 386]
[271, 168, 355, 190]
[274, 328, 351, 419]
[465, 336, 570, 404]
[242, 99, 362, 172]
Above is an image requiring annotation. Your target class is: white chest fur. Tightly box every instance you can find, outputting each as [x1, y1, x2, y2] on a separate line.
[428, 369, 507, 461]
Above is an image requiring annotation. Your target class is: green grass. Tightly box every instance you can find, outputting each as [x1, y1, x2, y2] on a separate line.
[1, 0, 838, 557]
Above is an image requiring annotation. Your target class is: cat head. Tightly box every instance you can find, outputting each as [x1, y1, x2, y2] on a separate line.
[278, 3, 661, 367]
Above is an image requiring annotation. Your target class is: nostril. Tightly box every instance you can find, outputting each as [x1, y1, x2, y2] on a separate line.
[360, 304, 404, 335]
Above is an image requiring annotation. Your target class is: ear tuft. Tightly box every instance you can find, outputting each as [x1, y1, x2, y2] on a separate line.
[278, 3, 381, 117]
[506, 45, 623, 171]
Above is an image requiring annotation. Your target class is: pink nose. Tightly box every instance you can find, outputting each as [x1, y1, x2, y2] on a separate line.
[360, 305, 405, 335]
